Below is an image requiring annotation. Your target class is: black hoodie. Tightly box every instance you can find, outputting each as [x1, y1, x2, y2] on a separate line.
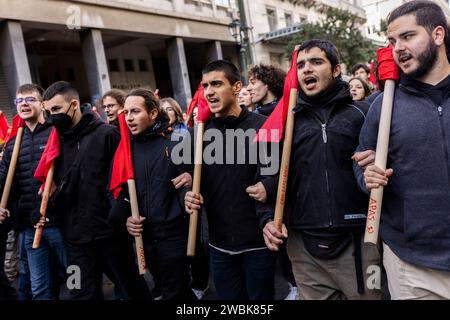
[287, 79, 368, 232]
[50, 112, 120, 244]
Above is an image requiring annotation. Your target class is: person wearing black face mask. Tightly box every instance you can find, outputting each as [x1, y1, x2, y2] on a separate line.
[41, 81, 150, 300]
[262, 40, 382, 300]
[47, 100, 76, 134]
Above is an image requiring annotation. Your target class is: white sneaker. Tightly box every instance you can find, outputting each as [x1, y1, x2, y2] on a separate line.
[192, 286, 209, 300]
[284, 283, 299, 300]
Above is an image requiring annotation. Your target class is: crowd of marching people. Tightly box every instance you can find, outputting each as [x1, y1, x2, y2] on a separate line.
[0, 0, 450, 300]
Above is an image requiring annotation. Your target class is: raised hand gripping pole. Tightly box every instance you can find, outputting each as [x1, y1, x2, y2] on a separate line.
[187, 122, 205, 256]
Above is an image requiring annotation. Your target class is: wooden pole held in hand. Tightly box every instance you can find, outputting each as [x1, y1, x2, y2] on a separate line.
[273, 89, 298, 231]
[128, 179, 147, 275]
[32, 163, 55, 248]
[0, 127, 24, 210]
[187, 123, 205, 256]
[364, 79, 396, 244]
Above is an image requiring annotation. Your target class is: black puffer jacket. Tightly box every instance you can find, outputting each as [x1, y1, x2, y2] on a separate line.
[0, 122, 54, 231]
[50, 113, 120, 244]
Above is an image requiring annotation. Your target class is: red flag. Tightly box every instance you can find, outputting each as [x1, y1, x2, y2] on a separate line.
[254, 48, 299, 143]
[109, 112, 134, 199]
[4, 115, 25, 145]
[369, 59, 377, 85]
[377, 45, 400, 82]
[186, 84, 212, 127]
[92, 106, 101, 119]
[34, 127, 60, 190]
[0, 111, 10, 141]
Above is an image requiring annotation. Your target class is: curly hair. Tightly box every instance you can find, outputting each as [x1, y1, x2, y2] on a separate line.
[248, 64, 286, 98]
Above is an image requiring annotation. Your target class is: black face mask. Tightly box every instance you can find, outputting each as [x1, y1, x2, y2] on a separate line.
[49, 103, 74, 133]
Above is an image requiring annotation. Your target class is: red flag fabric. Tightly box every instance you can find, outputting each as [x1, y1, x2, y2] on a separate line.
[0, 111, 10, 141]
[186, 84, 212, 126]
[254, 48, 299, 143]
[369, 59, 377, 85]
[4, 115, 25, 145]
[109, 111, 134, 199]
[377, 46, 399, 82]
[92, 106, 101, 119]
[34, 127, 60, 189]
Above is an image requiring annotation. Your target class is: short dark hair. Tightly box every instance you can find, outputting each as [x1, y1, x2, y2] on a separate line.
[298, 39, 341, 70]
[351, 63, 370, 76]
[43, 81, 79, 103]
[248, 64, 286, 98]
[388, 0, 449, 51]
[126, 88, 168, 122]
[202, 60, 241, 85]
[102, 89, 126, 107]
[16, 84, 44, 100]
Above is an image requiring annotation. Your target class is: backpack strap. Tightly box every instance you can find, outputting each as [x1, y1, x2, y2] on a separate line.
[352, 231, 365, 294]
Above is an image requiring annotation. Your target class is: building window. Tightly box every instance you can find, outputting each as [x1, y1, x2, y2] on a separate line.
[124, 59, 135, 72]
[108, 59, 120, 72]
[266, 7, 278, 31]
[215, 0, 229, 7]
[299, 15, 307, 23]
[285, 12, 293, 27]
[138, 59, 148, 72]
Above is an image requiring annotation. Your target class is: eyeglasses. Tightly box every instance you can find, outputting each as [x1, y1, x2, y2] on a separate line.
[101, 103, 118, 110]
[14, 97, 39, 105]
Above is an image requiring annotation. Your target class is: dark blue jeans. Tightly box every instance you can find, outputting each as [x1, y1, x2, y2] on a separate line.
[210, 247, 276, 300]
[24, 227, 67, 300]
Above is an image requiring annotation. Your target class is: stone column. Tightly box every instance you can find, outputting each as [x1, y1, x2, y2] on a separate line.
[166, 37, 191, 110]
[206, 40, 223, 62]
[0, 20, 32, 114]
[80, 29, 111, 103]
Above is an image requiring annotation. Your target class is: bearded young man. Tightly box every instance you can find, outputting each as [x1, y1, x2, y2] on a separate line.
[355, 0, 450, 299]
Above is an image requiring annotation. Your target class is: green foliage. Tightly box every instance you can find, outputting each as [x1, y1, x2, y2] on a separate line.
[286, 7, 377, 69]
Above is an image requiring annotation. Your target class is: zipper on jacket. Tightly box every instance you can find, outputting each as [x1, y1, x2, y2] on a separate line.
[321, 124, 328, 143]
[313, 117, 333, 227]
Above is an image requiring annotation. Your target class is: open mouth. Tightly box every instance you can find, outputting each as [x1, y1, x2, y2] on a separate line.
[20, 107, 32, 114]
[399, 54, 413, 64]
[208, 98, 220, 107]
[303, 77, 318, 89]
[128, 123, 138, 132]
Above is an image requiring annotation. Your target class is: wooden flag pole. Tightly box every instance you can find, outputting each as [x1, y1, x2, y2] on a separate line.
[274, 88, 298, 230]
[364, 79, 395, 244]
[127, 179, 147, 275]
[0, 127, 24, 211]
[32, 163, 55, 248]
[187, 122, 205, 256]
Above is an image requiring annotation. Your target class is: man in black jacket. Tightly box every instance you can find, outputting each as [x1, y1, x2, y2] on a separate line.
[41, 81, 148, 300]
[119, 89, 195, 300]
[184, 60, 277, 300]
[262, 40, 381, 300]
[0, 84, 66, 300]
